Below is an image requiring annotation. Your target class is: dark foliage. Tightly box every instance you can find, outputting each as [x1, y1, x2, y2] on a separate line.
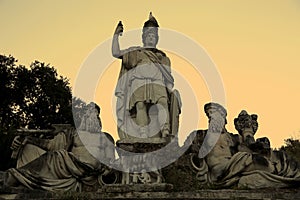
[280, 137, 300, 164]
[0, 54, 75, 170]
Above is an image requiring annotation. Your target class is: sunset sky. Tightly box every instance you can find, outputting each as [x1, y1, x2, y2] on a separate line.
[1, 0, 300, 147]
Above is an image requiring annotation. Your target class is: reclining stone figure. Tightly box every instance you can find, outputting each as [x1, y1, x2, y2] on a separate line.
[1, 103, 116, 192]
[188, 103, 300, 189]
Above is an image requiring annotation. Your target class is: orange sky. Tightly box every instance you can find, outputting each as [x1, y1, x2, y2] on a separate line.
[1, 0, 300, 147]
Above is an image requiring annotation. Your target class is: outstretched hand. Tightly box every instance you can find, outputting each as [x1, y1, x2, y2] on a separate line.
[114, 21, 123, 36]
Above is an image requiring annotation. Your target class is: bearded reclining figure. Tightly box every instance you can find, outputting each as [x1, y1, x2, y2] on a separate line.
[1, 103, 116, 192]
[188, 102, 300, 189]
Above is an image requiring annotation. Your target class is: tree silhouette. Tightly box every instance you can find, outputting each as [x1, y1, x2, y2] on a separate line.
[0, 54, 73, 170]
[280, 137, 300, 164]
[0, 55, 18, 131]
[0, 55, 73, 131]
[22, 61, 73, 129]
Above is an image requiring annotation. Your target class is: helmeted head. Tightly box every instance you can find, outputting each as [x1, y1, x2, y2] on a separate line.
[142, 12, 159, 47]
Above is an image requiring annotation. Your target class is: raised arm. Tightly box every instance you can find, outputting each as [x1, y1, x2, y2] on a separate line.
[112, 21, 125, 58]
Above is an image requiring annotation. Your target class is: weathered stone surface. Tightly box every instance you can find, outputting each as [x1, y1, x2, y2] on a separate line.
[98, 183, 173, 193]
[116, 138, 172, 184]
[116, 138, 169, 153]
[1, 189, 300, 200]
[163, 152, 208, 191]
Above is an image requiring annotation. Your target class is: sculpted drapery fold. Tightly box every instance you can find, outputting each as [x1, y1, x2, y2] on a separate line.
[115, 47, 174, 138]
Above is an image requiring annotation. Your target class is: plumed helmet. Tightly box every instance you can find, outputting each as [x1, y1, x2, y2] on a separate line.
[142, 12, 159, 45]
[143, 12, 159, 28]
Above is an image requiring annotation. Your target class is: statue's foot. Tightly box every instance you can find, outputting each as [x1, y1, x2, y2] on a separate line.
[162, 129, 171, 138]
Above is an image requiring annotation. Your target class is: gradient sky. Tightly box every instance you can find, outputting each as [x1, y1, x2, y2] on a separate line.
[1, 0, 300, 147]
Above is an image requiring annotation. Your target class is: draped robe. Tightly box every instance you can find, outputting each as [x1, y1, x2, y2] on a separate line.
[115, 47, 175, 138]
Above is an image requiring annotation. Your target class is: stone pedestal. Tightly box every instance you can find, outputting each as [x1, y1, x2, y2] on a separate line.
[116, 138, 171, 184]
[1, 188, 300, 199]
